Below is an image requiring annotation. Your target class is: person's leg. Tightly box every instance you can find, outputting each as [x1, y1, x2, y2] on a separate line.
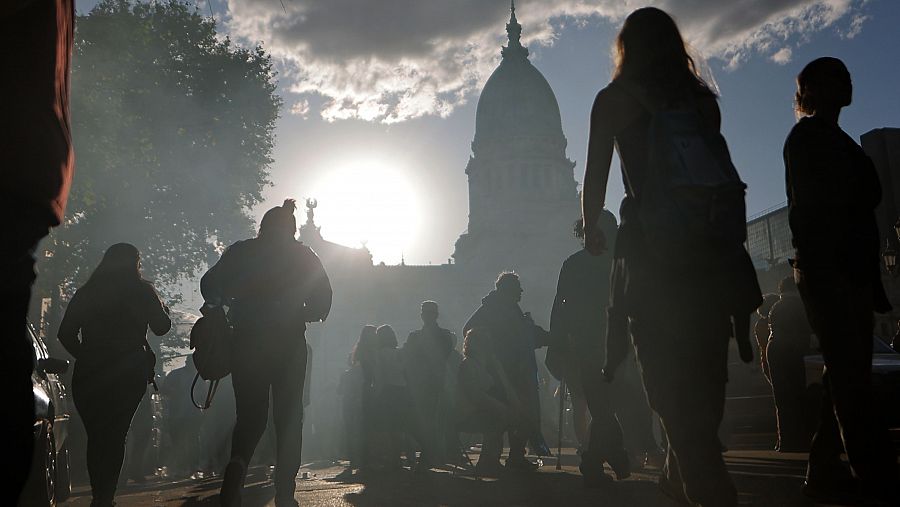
[632, 314, 736, 507]
[579, 359, 628, 483]
[80, 374, 146, 507]
[271, 343, 307, 503]
[571, 391, 590, 449]
[221, 357, 271, 505]
[798, 272, 898, 499]
[1, 217, 47, 504]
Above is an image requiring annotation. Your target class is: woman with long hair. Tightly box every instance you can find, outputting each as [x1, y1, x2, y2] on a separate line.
[785, 57, 898, 504]
[581, 7, 759, 506]
[58, 243, 171, 507]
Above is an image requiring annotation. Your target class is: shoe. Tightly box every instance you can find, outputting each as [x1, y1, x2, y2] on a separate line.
[504, 456, 539, 471]
[220, 460, 247, 507]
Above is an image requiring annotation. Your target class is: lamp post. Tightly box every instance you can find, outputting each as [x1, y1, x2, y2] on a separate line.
[894, 218, 900, 243]
[883, 238, 897, 274]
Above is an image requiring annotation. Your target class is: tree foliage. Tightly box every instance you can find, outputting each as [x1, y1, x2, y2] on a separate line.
[36, 0, 281, 302]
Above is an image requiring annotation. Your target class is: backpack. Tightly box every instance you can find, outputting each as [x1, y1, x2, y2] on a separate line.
[617, 81, 748, 270]
[189, 304, 232, 408]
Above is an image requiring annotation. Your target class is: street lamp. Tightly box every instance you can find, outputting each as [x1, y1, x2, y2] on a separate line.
[884, 238, 898, 274]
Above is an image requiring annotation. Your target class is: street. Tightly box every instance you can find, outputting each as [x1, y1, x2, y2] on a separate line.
[63, 440, 848, 507]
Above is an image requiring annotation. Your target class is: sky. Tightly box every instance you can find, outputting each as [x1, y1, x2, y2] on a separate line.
[75, 0, 900, 265]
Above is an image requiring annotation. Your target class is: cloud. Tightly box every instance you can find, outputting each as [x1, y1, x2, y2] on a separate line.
[289, 99, 311, 118]
[770, 47, 793, 64]
[224, 0, 868, 123]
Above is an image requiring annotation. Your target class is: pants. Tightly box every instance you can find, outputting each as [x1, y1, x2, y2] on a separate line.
[126, 389, 154, 479]
[577, 345, 628, 480]
[795, 268, 898, 490]
[1, 217, 48, 504]
[765, 340, 809, 451]
[228, 335, 307, 499]
[74, 352, 148, 507]
[631, 308, 736, 507]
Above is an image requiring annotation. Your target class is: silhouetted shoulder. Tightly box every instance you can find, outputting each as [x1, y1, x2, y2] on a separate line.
[591, 82, 642, 133]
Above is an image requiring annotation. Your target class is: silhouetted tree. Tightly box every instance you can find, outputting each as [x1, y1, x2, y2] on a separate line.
[34, 0, 281, 324]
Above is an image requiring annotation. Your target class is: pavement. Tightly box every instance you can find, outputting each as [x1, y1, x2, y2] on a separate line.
[63, 439, 847, 507]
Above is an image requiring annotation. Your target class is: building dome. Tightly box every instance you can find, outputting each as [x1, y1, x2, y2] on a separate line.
[472, 5, 565, 150]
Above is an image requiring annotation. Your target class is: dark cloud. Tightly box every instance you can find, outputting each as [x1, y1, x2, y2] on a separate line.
[224, 0, 865, 122]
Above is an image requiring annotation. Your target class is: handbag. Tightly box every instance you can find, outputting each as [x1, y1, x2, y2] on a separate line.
[189, 304, 233, 408]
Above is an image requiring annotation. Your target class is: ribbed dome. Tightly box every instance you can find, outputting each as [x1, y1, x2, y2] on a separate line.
[472, 2, 565, 150]
[474, 57, 565, 146]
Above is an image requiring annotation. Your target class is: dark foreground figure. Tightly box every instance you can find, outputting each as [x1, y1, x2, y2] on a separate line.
[785, 57, 899, 504]
[58, 243, 172, 506]
[201, 199, 332, 507]
[0, 0, 75, 502]
[581, 8, 761, 506]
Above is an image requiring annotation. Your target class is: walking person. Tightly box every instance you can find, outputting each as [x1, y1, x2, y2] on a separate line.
[57, 243, 171, 507]
[784, 57, 899, 504]
[547, 214, 631, 486]
[201, 199, 332, 507]
[581, 7, 761, 506]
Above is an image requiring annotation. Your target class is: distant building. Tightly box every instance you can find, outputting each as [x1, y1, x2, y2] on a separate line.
[746, 204, 791, 268]
[862, 128, 900, 248]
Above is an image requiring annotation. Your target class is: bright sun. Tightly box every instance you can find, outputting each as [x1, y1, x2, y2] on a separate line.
[306, 159, 421, 264]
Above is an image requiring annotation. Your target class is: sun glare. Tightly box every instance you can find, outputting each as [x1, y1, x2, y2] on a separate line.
[306, 159, 421, 265]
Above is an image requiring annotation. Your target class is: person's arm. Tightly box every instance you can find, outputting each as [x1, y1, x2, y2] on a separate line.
[144, 283, 172, 336]
[582, 91, 616, 255]
[301, 247, 332, 322]
[57, 290, 84, 359]
[549, 262, 571, 347]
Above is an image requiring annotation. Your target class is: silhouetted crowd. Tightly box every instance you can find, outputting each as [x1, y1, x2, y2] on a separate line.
[5, 3, 900, 507]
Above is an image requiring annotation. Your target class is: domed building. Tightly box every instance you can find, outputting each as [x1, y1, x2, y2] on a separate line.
[453, 2, 580, 278]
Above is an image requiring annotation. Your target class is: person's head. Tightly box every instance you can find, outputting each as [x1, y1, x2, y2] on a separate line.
[795, 57, 852, 117]
[576, 211, 618, 248]
[495, 271, 523, 303]
[613, 7, 715, 100]
[259, 198, 298, 240]
[376, 325, 398, 349]
[757, 293, 779, 319]
[462, 328, 491, 359]
[778, 275, 799, 295]
[420, 300, 439, 325]
[351, 325, 378, 364]
[88, 243, 142, 284]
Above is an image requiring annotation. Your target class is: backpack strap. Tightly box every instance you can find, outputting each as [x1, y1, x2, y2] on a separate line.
[191, 371, 220, 410]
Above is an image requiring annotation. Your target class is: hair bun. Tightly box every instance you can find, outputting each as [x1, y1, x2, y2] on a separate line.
[282, 198, 297, 213]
